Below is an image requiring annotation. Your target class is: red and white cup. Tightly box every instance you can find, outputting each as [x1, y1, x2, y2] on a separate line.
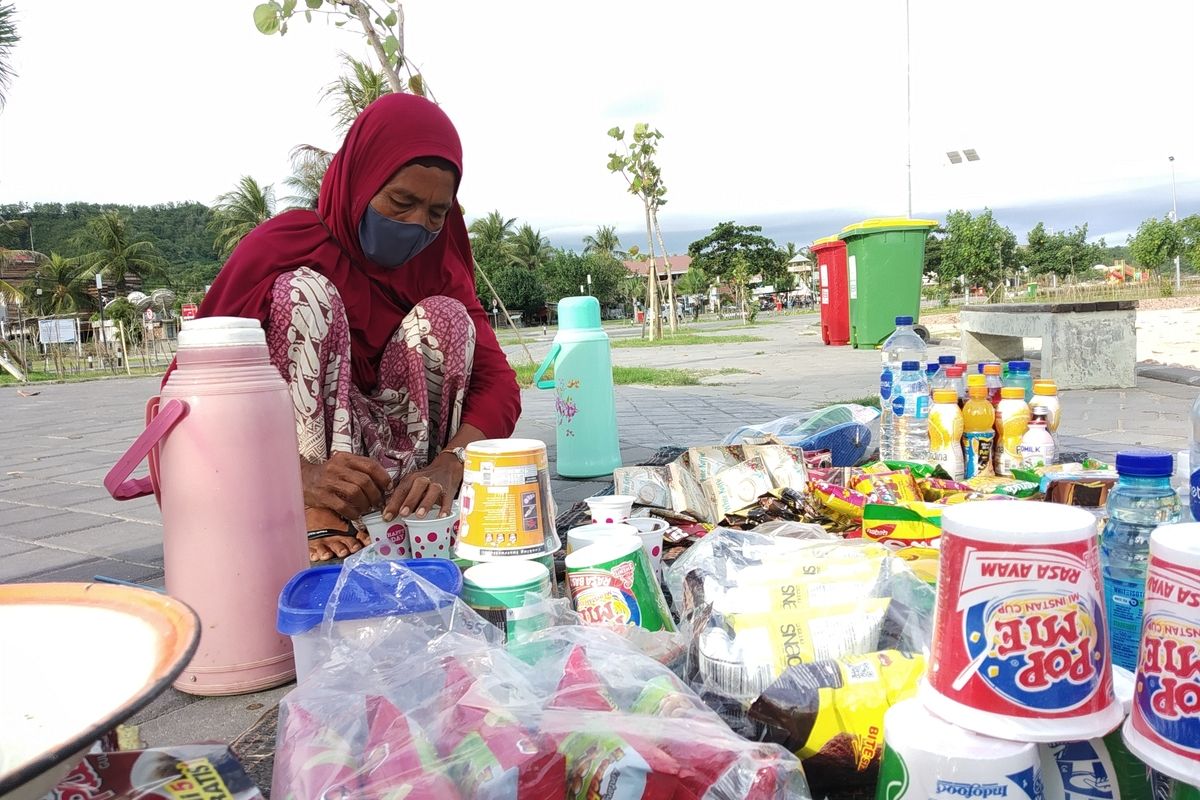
[919, 501, 1122, 742]
[362, 511, 410, 560]
[585, 494, 636, 525]
[1122, 523, 1200, 785]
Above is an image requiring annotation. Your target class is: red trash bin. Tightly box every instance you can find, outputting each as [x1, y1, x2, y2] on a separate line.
[812, 235, 849, 346]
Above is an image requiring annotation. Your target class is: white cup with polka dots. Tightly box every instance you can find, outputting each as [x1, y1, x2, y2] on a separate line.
[624, 517, 668, 579]
[364, 503, 459, 560]
[584, 494, 636, 525]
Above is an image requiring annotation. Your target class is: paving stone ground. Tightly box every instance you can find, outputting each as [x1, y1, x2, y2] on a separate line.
[2, 310, 1195, 752]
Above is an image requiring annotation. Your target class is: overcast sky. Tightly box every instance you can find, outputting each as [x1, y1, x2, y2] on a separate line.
[1, 0, 1197, 250]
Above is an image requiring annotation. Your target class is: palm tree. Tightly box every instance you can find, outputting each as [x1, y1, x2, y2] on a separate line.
[468, 211, 517, 264]
[323, 53, 392, 134]
[283, 144, 332, 210]
[0, 2, 19, 110]
[26, 253, 91, 315]
[76, 211, 167, 295]
[583, 224, 625, 260]
[209, 176, 276, 260]
[508, 224, 553, 272]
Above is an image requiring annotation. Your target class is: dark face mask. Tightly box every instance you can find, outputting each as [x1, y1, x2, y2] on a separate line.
[357, 205, 442, 268]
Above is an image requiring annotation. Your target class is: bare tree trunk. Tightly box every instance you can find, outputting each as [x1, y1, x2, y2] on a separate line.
[472, 259, 538, 370]
[643, 206, 661, 340]
[652, 211, 677, 334]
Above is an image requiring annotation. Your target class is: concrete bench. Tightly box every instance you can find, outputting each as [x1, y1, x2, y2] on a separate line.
[959, 301, 1137, 389]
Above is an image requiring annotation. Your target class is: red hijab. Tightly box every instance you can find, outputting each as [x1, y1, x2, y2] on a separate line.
[199, 93, 482, 392]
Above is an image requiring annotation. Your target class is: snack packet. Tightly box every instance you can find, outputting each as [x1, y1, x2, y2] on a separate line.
[916, 477, 973, 501]
[852, 471, 921, 504]
[748, 650, 926, 792]
[742, 445, 809, 491]
[861, 502, 944, 547]
[810, 482, 868, 522]
[707, 457, 775, 520]
[613, 466, 673, 509]
[50, 746, 263, 800]
[272, 706, 359, 800]
[360, 696, 462, 800]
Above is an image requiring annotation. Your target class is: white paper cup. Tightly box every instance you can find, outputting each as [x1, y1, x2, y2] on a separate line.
[624, 518, 667, 578]
[566, 522, 639, 555]
[585, 494, 636, 525]
[361, 511, 410, 560]
[881, 698, 1042, 800]
[406, 505, 459, 559]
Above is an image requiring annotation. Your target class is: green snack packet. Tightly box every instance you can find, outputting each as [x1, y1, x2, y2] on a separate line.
[994, 480, 1041, 498]
[1011, 467, 1044, 484]
[630, 675, 710, 718]
[882, 461, 945, 478]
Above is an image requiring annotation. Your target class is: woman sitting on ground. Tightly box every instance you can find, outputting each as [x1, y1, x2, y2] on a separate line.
[197, 93, 520, 561]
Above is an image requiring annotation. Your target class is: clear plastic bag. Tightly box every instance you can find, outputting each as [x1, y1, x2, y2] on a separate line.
[272, 556, 811, 800]
[722, 404, 880, 467]
[663, 529, 935, 792]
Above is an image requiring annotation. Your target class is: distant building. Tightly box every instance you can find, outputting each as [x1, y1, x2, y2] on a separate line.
[622, 254, 692, 280]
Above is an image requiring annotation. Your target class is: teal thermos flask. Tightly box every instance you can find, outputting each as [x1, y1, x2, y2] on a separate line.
[532, 296, 622, 478]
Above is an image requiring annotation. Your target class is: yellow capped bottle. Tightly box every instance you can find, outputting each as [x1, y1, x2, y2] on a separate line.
[929, 389, 965, 480]
[995, 386, 1031, 476]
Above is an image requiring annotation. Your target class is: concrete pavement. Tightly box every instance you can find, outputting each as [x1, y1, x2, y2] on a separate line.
[1, 310, 1196, 756]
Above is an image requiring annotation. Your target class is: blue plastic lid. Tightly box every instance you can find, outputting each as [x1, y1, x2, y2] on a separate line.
[938, 355, 956, 365]
[277, 560, 463, 635]
[1007, 360, 1031, 373]
[1115, 450, 1174, 478]
[926, 363, 939, 375]
[902, 360, 920, 371]
[895, 316, 914, 326]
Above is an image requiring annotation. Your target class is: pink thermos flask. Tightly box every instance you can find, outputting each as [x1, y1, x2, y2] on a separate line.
[106, 317, 308, 695]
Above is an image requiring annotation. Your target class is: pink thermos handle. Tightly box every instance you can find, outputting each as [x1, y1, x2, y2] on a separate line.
[105, 398, 189, 501]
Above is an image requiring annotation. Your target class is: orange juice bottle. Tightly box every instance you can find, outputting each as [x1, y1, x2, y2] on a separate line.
[962, 384, 996, 479]
[994, 386, 1031, 476]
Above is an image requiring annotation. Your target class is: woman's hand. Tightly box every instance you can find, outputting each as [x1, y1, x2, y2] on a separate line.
[300, 452, 392, 520]
[384, 451, 463, 520]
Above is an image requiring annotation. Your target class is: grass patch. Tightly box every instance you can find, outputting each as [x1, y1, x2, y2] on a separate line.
[832, 395, 882, 409]
[512, 362, 703, 387]
[0, 369, 164, 386]
[611, 333, 765, 349]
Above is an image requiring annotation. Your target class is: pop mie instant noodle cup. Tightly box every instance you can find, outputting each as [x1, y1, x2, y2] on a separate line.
[1122, 523, 1200, 785]
[564, 534, 675, 633]
[919, 501, 1122, 742]
[455, 438, 560, 561]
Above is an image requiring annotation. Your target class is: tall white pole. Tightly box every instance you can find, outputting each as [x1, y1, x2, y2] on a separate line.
[1170, 155, 1180, 291]
[905, 0, 913, 218]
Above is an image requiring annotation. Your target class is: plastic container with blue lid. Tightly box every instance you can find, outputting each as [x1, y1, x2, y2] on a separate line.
[278, 559, 463, 682]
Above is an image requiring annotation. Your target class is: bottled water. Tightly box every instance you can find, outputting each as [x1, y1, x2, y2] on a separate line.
[1191, 393, 1200, 521]
[931, 355, 956, 391]
[892, 361, 931, 462]
[1100, 451, 1181, 671]
[879, 316, 926, 461]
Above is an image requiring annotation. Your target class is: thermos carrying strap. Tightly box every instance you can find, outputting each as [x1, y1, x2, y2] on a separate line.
[104, 398, 189, 501]
[531, 343, 561, 390]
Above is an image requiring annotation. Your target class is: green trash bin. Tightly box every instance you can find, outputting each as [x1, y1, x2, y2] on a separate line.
[838, 217, 938, 349]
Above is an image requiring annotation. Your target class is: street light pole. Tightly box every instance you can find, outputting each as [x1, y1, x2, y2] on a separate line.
[95, 273, 107, 369]
[905, 0, 913, 218]
[1170, 155, 1180, 291]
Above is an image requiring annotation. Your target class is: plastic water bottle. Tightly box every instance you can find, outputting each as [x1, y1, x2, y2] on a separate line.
[892, 361, 931, 462]
[1191, 392, 1200, 521]
[1101, 451, 1182, 672]
[879, 316, 926, 461]
[931, 355, 956, 390]
[1005, 360, 1034, 402]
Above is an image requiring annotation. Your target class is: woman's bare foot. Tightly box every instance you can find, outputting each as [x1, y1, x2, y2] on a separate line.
[309, 531, 371, 562]
[306, 507, 370, 562]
